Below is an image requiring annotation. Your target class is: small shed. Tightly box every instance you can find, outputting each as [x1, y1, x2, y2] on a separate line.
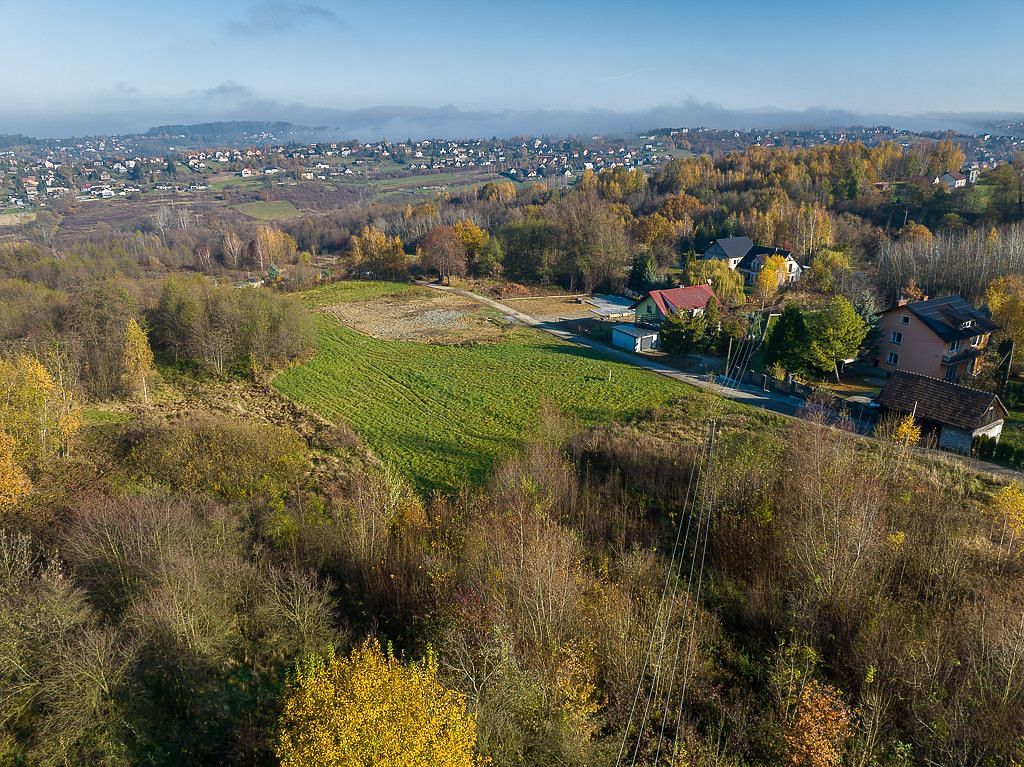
[611, 324, 659, 353]
[876, 370, 1006, 454]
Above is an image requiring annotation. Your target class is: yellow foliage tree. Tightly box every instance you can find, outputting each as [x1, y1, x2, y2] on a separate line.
[0, 353, 81, 468]
[277, 640, 485, 767]
[993, 482, 1024, 539]
[783, 679, 853, 767]
[454, 220, 489, 261]
[899, 222, 932, 244]
[754, 254, 789, 303]
[0, 430, 31, 511]
[122, 318, 157, 403]
[986, 275, 1024, 363]
[891, 414, 921, 447]
[350, 226, 408, 279]
[253, 226, 299, 271]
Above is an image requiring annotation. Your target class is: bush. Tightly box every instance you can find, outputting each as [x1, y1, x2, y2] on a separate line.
[974, 435, 996, 458]
[995, 440, 1016, 462]
[120, 414, 309, 502]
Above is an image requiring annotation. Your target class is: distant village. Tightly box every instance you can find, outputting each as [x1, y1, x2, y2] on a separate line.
[2, 122, 1021, 214]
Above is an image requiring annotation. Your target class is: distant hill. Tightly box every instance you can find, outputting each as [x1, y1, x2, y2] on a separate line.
[0, 134, 43, 150]
[142, 121, 331, 147]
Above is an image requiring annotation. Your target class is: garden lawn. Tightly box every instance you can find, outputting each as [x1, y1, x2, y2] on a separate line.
[273, 314, 686, 494]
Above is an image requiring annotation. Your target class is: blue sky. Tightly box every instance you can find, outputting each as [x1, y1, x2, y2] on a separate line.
[1, 0, 1022, 136]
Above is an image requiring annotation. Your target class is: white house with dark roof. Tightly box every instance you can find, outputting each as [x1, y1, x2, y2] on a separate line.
[700, 236, 801, 285]
[933, 171, 967, 189]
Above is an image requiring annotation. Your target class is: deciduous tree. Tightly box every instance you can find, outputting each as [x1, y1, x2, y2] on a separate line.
[277, 640, 484, 767]
[0, 430, 31, 511]
[419, 225, 467, 283]
[986, 275, 1024, 364]
[350, 226, 408, 279]
[805, 296, 869, 379]
[0, 353, 81, 467]
[688, 258, 745, 306]
[121, 318, 156, 403]
[754, 254, 790, 304]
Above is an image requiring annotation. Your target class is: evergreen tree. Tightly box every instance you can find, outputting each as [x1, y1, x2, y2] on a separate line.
[703, 296, 721, 352]
[765, 305, 811, 374]
[661, 310, 708, 356]
[627, 251, 658, 293]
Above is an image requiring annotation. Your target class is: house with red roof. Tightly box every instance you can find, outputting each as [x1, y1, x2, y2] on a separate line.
[632, 284, 716, 328]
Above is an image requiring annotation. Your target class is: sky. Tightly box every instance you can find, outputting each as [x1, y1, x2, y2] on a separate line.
[1, 0, 1023, 138]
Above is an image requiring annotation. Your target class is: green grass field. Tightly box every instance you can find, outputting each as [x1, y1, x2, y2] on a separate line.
[273, 282, 686, 493]
[233, 200, 302, 221]
[298, 280, 428, 308]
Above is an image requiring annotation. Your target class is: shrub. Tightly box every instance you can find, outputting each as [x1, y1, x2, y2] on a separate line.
[995, 440, 1016, 463]
[974, 435, 995, 458]
[121, 414, 309, 502]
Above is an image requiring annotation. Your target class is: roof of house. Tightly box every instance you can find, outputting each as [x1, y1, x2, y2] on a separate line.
[876, 370, 1006, 431]
[737, 247, 795, 271]
[939, 171, 967, 181]
[636, 284, 716, 315]
[884, 295, 999, 342]
[612, 323, 659, 339]
[704, 236, 755, 259]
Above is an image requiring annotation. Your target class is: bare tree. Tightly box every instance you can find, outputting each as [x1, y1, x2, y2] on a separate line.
[223, 230, 244, 269]
[152, 205, 172, 241]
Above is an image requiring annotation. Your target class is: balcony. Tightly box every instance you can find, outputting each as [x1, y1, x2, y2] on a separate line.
[942, 345, 984, 365]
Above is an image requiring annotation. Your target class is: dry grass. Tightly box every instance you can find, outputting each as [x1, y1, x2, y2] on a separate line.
[322, 290, 514, 344]
[503, 294, 595, 321]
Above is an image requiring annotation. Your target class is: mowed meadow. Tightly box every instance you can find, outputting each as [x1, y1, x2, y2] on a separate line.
[273, 281, 686, 492]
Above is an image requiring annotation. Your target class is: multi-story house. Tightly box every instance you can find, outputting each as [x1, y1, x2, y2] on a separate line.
[873, 295, 998, 383]
[701, 236, 802, 285]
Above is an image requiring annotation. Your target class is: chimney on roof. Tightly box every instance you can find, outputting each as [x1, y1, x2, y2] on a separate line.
[897, 298, 908, 307]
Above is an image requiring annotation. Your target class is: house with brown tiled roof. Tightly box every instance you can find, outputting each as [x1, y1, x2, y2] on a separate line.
[632, 284, 716, 328]
[876, 369, 1006, 453]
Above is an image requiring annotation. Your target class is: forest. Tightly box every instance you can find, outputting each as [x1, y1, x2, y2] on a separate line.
[1, 138, 1024, 766]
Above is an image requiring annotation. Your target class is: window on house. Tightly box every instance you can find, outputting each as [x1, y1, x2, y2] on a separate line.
[900, 315, 910, 325]
[886, 351, 900, 366]
[950, 339, 961, 353]
[890, 331, 903, 344]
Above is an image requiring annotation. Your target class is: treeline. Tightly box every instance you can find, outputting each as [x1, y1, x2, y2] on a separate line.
[0, 274, 313, 401]
[6, 138, 1022, 307]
